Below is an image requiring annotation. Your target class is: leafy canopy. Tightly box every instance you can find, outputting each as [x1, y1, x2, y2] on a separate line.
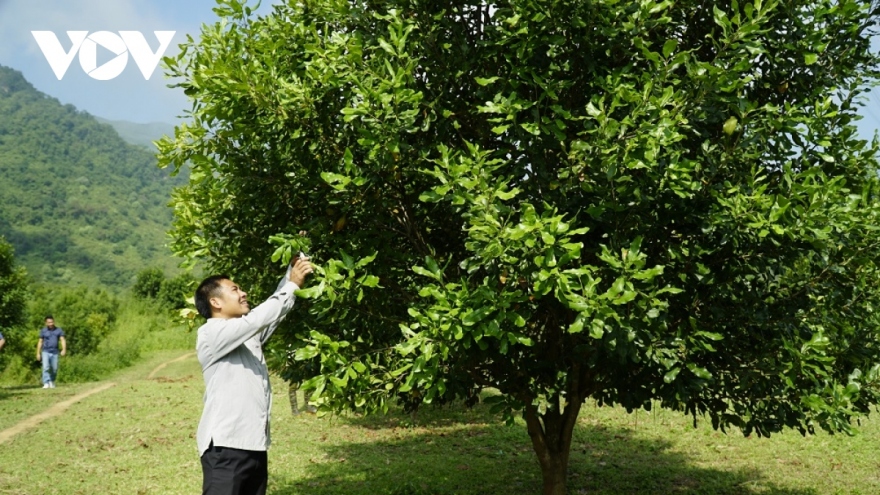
[161, 0, 880, 454]
[0, 236, 28, 337]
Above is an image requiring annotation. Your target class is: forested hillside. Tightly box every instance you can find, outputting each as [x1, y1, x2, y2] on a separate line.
[0, 65, 185, 287]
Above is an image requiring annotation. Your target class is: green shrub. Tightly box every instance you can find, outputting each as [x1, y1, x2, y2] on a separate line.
[133, 267, 164, 299]
[133, 267, 196, 311]
[56, 298, 194, 383]
[158, 272, 195, 310]
[0, 355, 39, 386]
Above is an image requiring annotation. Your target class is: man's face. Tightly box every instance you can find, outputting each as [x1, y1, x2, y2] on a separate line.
[45, 318, 55, 329]
[210, 279, 250, 318]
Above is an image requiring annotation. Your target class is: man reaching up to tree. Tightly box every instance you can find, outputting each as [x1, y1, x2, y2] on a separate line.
[194, 255, 312, 495]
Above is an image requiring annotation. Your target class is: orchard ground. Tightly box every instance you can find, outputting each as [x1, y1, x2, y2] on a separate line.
[0, 350, 876, 494]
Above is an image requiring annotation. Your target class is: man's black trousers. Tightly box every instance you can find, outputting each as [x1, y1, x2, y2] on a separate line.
[201, 443, 268, 495]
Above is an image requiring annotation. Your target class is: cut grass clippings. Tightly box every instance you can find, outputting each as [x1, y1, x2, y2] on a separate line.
[0, 353, 879, 494]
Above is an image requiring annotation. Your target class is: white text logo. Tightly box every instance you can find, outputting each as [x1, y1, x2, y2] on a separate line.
[31, 31, 176, 80]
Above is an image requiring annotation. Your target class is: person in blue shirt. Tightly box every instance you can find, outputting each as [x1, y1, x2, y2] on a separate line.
[36, 316, 66, 389]
[0, 331, 5, 352]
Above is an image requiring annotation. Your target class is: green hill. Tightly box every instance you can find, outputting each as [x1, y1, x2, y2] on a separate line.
[0, 65, 186, 288]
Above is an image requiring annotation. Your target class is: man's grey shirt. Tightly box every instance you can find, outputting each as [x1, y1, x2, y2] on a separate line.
[196, 273, 298, 456]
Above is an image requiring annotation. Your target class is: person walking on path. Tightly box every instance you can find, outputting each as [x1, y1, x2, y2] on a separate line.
[0, 331, 5, 352]
[195, 255, 313, 495]
[36, 316, 66, 389]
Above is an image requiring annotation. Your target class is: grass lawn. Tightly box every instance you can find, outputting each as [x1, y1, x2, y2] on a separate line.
[1, 353, 879, 494]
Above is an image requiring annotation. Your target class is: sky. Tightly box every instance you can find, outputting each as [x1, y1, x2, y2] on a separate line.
[1, 0, 880, 136]
[0, 0, 280, 125]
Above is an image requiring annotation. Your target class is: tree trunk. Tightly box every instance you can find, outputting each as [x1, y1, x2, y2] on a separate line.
[289, 381, 300, 415]
[289, 381, 316, 415]
[524, 396, 584, 495]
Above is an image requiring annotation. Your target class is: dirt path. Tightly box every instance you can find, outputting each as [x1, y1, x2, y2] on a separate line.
[0, 383, 116, 444]
[147, 351, 196, 379]
[0, 351, 196, 445]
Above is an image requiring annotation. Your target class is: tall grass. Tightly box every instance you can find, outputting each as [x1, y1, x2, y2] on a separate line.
[63, 298, 195, 382]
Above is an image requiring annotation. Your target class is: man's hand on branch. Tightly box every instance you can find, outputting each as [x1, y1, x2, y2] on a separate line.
[289, 255, 313, 288]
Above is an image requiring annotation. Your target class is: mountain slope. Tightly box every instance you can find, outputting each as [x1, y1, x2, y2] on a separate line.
[0, 65, 186, 287]
[94, 117, 175, 150]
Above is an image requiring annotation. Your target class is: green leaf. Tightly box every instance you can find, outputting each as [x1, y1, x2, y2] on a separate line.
[650, 0, 673, 14]
[495, 188, 519, 201]
[520, 122, 540, 135]
[613, 290, 637, 305]
[355, 252, 378, 269]
[295, 282, 325, 299]
[712, 5, 729, 30]
[377, 37, 396, 55]
[270, 245, 286, 263]
[664, 367, 681, 383]
[589, 319, 605, 339]
[722, 116, 738, 135]
[804, 52, 818, 65]
[295, 346, 319, 360]
[687, 363, 713, 380]
[662, 39, 678, 58]
[412, 265, 441, 282]
[320, 172, 352, 189]
[633, 265, 664, 280]
[343, 147, 354, 169]
[695, 331, 724, 341]
[462, 306, 493, 326]
[341, 250, 354, 269]
[568, 314, 585, 334]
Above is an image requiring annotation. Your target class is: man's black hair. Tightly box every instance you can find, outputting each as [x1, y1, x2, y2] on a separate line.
[45, 315, 53, 320]
[195, 275, 231, 319]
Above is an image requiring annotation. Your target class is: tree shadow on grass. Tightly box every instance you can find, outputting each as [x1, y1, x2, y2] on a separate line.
[0, 384, 42, 400]
[268, 407, 818, 495]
